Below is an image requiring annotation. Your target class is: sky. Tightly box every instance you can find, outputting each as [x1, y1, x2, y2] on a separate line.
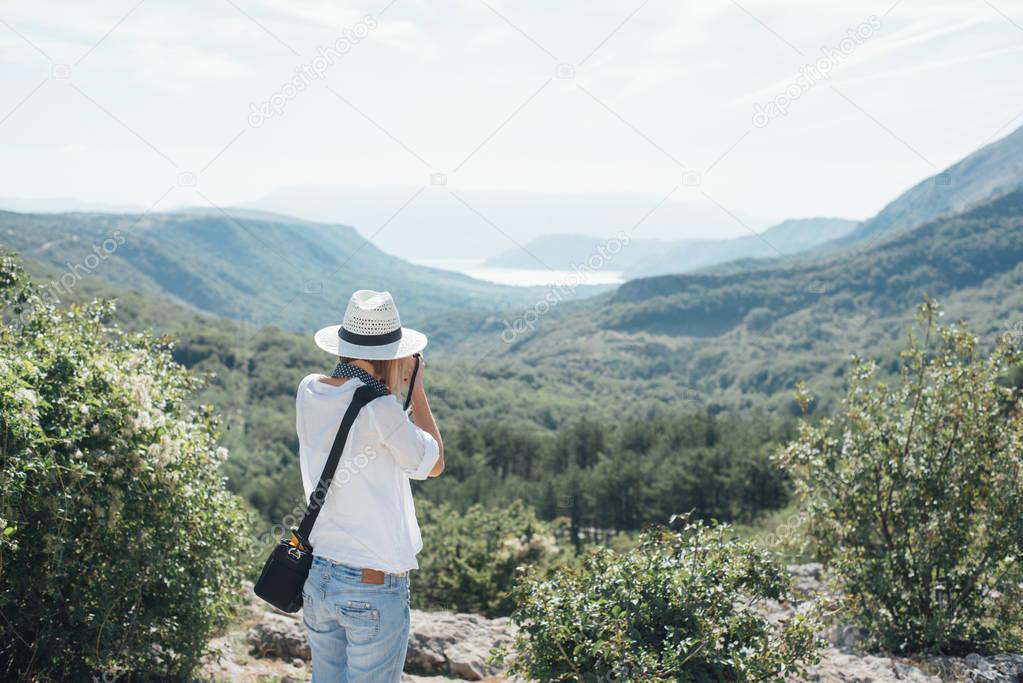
[2, 0, 1022, 244]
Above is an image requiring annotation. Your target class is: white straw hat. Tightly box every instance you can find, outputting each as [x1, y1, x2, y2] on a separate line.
[314, 290, 428, 360]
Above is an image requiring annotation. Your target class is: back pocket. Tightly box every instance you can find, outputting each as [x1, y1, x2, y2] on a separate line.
[337, 600, 379, 645]
[302, 591, 337, 635]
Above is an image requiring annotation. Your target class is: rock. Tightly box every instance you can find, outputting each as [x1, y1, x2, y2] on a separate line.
[239, 585, 1023, 683]
[200, 634, 248, 682]
[799, 648, 941, 682]
[796, 648, 1023, 683]
[826, 624, 868, 650]
[788, 563, 826, 594]
[246, 611, 311, 661]
[406, 610, 516, 680]
[926, 653, 1023, 682]
[245, 606, 515, 681]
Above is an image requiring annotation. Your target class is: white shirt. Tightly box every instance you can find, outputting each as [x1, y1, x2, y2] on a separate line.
[295, 373, 439, 573]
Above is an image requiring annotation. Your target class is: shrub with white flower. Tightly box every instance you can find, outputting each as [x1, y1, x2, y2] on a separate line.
[0, 253, 248, 680]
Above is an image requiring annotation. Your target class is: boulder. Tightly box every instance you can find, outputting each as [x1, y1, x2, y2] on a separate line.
[798, 649, 1023, 683]
[926, 653, 1023, 682]
[787, 563, 826, 595]
[405, 610, 516, 680]
[246, 611, 311, 661]
[799, 648, 941, 682]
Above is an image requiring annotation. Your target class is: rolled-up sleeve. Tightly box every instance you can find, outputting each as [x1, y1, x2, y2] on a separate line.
[370, 397, 439, 480]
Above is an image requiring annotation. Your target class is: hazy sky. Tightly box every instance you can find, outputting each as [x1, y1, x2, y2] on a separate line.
[2, 0, 1022, 230]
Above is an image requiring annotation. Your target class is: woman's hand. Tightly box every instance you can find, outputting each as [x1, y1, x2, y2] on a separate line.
[404, 354, 442, 476]
[403, 354, 426, 393]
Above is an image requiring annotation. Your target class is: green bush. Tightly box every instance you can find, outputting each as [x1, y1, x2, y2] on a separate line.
[505, 516, 823, 682]
[413, 499, 565, 617]
[778, 301, 1023, 654]
[0, 255, 248, 680]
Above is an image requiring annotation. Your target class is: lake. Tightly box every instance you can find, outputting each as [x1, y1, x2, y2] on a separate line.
[418, 259, 626, 287]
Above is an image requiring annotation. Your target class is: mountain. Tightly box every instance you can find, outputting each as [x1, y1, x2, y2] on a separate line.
[0, 208, 570, 342]
[443, 189, 1023, 412]
[245, 187, 770, 263]
[483, 218, 858, 277]
[6, 249, 210, 333]
[836, 123, 1023, 246]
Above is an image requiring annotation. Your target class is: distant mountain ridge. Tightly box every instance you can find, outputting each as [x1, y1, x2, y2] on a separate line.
[0, 196, 147, 214]
[245, 187, 770, 263]
[483, 217, 858, 277]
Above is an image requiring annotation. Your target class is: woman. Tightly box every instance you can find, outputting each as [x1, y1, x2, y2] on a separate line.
[297, 289, 443, 682]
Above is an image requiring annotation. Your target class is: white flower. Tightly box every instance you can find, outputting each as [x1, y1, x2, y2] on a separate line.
[130, 411, 154, 434]
[147, 434, 180, 469]
[130, 375, 152, 410]
[215, 447, 229, 463]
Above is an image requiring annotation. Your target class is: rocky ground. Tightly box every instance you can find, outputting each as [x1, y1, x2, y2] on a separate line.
[198, 582, 517, 683]
[198, 572, 1023, 682]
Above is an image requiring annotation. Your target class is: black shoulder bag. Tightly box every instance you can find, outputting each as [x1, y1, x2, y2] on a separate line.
[253, 357, 421, 612]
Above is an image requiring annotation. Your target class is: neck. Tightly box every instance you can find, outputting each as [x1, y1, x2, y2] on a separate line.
[348, 359, 379, 378]
[322, 359, 381, 386]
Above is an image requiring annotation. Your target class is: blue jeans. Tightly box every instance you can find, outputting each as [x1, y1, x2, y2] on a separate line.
[302, 556, 411, 683]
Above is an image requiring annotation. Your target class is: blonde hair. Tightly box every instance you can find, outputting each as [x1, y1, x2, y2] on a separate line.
[340, 356, 412, 394]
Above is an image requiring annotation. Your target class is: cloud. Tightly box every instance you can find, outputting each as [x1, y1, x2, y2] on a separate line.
[839, 44, 1023, 87]
[734, 10, 1003, 104]
[1, 0, 1020, 226]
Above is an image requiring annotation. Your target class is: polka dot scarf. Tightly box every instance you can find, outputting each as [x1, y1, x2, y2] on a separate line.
[331, 362, 390, 396]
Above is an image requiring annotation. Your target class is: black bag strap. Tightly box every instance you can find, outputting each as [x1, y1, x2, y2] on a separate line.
[295, 384, 386, 547]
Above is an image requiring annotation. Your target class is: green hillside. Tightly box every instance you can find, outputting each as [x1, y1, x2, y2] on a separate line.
[8, 249, 209, 332]
[0, 208, 567, 338]
[444, 189, 1023, 413]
